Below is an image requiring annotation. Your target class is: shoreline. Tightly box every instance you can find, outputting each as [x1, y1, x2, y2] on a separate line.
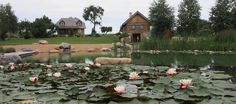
[2, 44, 113, 53]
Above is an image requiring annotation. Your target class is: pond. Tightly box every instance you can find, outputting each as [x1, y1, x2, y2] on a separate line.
[0, 52, 236, 103]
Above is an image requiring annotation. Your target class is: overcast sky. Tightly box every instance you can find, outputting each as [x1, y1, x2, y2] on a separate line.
[1, 0, 216, 34]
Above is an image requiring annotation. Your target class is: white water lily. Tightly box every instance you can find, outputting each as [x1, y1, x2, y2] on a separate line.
[85, 58, 94, 65]
[47, 73, 52, 77]
[143, 71, 148, 74]
[64, 63, 73, 69]
[129, 72, 138, 80]
[0, 65, 4, 70]
[29, 76, 39, 83]
[166, 68, 177, 76]
[179, 79, 192, 89]
[114, 86, 125, 94]
[53, 72, 61, 78]
[84, 67, 90, 71]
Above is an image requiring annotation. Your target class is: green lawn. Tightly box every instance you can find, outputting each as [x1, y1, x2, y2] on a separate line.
[0, 36, 119, 45]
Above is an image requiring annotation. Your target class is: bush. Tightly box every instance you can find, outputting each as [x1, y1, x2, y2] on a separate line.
[0, 47, 16, 53]
[23, 31, 32, 39]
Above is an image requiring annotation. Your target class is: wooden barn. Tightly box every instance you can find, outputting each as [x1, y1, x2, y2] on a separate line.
[56, 17, 86, 36]
[120, 11, 150, 42]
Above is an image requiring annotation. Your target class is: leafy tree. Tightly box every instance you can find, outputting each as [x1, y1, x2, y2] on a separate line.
[197, 19, 212, 35]
[100, 26, 112, 34]
[31, 15, 55, 38]
[0, 3, 17, 40]
[210, 0, 234, 33]
[230, 0, 236, 29]
[177, 0, 201, 35]
[83, 5, 104, 35]
[149, 0, 175, 38]
[18, 20, 32, 38]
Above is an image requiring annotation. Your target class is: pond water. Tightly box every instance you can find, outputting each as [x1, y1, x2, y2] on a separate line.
[1, 52, 236, 103]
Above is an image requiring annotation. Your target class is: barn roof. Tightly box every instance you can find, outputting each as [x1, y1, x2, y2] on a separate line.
[56, 17, 86, 29]
[120, 11, 150, 31]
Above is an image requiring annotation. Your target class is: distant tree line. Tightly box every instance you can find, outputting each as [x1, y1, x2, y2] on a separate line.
[149, 0, 236, 38]
[0, 4, 108, 40]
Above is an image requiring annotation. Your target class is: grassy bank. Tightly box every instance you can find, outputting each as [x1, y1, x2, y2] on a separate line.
[0, 36, 119, 45]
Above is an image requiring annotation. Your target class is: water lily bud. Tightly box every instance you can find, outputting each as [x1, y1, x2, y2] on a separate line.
[179, 79, 192, 89]
[47, 73, 52, 77]
[53, 72, 61, 78]
[64, 63, 73, 69]
[9, 62, 14, 66]
[114, 86, 125, 94]
[29, 76, 39, 83]
[129, 72, 138, 80]
[84, 67, 90, 71]
[166, 68, 177, 76]
[95, 63, 101, 67]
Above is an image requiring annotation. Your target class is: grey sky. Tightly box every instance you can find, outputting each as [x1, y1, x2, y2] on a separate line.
[1, 0, 216, 34]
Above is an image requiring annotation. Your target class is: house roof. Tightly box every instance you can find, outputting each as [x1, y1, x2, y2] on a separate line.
[56, 17, 86, 29]
[120, 11, 150, 31]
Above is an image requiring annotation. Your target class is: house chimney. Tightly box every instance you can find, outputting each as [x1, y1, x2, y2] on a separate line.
[129, 12, 133, 17]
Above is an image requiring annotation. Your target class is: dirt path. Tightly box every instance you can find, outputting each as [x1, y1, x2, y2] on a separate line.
[3, 44, 113, 53]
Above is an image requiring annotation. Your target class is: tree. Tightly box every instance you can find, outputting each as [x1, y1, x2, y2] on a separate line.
[18, 20, 32, 39]
[210, 0, 234, 33]
[83, 5, 104, 35]
[230, 0, 236, 29]
[0, 3, 17, 40]
[100, 26, 112, 34]
[197, 19, 212, 35]
[31, 15, 55, 38]
[149, 0, 175, 38]
[177, 0, 201, 35]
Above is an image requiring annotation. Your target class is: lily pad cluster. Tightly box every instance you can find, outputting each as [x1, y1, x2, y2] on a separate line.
[0, 63, 235, 104]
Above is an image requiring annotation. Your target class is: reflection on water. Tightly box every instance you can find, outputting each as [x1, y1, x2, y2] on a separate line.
[132, 52, 236, 66]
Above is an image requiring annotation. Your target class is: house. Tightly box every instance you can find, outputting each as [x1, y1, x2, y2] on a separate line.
[56, 17, 86, 36]
[120, 11, 150, 42]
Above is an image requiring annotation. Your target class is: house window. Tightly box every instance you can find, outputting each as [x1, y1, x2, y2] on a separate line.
[60, 21, 65, 26]
[76, 21, 82, 26]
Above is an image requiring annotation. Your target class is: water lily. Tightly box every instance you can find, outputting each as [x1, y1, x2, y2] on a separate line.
[179, 79, 192, 89]
[8, 63, 15, 71]
[53, 72, 61, 78]
[46, 65, 52, 70]
[143, 71, 149, 74]
[0, 65, 4, 70]
[166, 68, 177, 76]
[114, 86, 125, 94]
[47, 73, 52, 77]
[129, 72, 138, 80]
[85, 58, 94, 66]
[29, 76, 39, 83]
[84, 67, 90, 71]
[64, 63, 73, 69]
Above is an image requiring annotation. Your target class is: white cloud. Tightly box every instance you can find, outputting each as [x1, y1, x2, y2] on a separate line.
[1, 0, 216, 34]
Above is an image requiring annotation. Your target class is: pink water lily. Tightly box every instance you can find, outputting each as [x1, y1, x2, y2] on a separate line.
[166, 68, 177, 76]
[129, 72, 138, 80]
[53, 72, 61, 78]
[29, 76, 39, 83]
[114, 86, 125, 94]
[64, 63, 73, 69]
[46, 65, 52, 70]
[179, 79, 192, 89]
